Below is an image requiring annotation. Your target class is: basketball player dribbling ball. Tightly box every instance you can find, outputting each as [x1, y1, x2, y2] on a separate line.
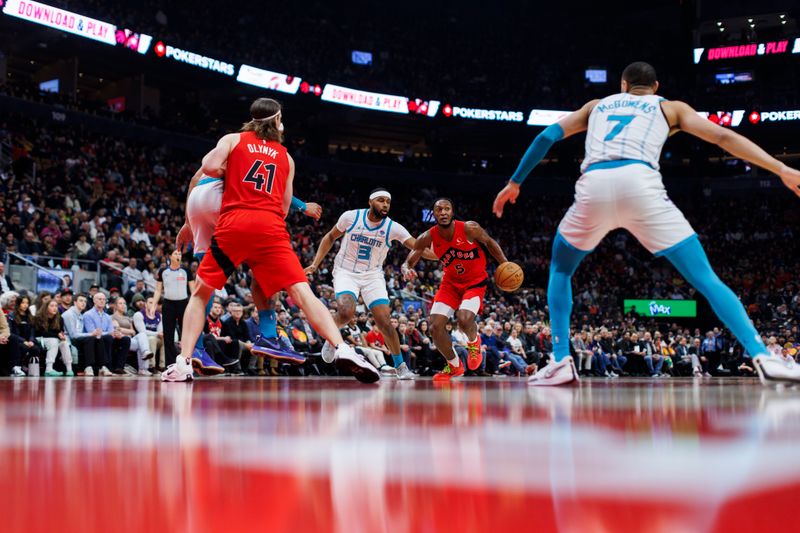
[162, 97, 379, 383]
[493, 61, 800, 386]
[304, 188, 438, 380]
[402, 198, 511, 382]
[174, 165, 322, 375]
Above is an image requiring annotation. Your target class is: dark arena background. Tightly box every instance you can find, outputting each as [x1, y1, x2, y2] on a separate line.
[1, 1, 800, 532]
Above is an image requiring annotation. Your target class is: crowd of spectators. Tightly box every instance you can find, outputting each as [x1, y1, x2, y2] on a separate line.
[0, 104, 798, 379]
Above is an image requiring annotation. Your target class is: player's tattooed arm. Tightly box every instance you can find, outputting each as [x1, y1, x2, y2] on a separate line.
[402, 238, 438, 261]
[304, 226, 346, 276]
[402, 230, 432, 281]
[465, 221, 508, 264]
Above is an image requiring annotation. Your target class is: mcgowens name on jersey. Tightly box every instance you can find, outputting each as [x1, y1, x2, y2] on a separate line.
[596, 99, 657, 114]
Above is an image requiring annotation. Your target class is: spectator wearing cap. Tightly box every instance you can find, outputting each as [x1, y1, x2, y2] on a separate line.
[83, 292, 129, 375]
[125, 279, 151, 304]
[57, 288, 74, 314]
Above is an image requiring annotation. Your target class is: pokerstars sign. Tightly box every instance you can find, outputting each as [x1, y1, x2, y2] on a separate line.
[450, 106, 525, 122]
[756, 110, 800, 123]
[2, 0, 116, 45]
[157, 43, 235, 76]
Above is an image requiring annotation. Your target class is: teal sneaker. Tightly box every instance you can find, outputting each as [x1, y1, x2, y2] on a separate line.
[44, 369, 63, 377]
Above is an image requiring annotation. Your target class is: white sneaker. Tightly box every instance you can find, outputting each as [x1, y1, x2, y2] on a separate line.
[379, 365, 398, 377]
[11, 366, 25, 377]
[396, 362, 415, 380]
[84, 367, 95, 377]
[98, 366, 112, 377]
[161, 357, 194, 382]
[528, 356, 579, 387]
[137, 369, 153, 377]
[334, 344, 380, 384]
[754, 355, 800, 385]
[321, 340, 336, 364]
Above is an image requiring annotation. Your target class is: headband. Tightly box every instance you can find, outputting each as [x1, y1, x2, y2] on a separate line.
[252, 110, 281, 122]
[369, 190, 391, 201]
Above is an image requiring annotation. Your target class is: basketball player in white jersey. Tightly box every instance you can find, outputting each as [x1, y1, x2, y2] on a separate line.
[304, 188, 437, 379]
[176, 166, 322, 374]
[493, 61, 800, 386]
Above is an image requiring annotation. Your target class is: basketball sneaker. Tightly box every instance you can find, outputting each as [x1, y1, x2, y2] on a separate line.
[753, 354, 800, 385]
[334, 344, 380, 384]
[251, 336, 307, 365]
[528, 356, 579, 386]
[321, 340, 336, 364]
[190, 348, 224, 376]
[466, 336, 483, 371]
[396, 362, 415, 380]
[433, 361, 465, 383]
[379, 365, 398, 377]
[161, 357, 194, 382]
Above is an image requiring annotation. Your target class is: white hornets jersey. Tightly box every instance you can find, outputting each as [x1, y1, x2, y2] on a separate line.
[581, 93, 670, 173]
[333, 209, 412, 274]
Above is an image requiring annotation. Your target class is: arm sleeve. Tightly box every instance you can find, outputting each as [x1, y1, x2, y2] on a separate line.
[509, 123, 565, 185]
[389, 221, 412, 244]
[335, 210, 357, 233]
[290, 196, 307, 212]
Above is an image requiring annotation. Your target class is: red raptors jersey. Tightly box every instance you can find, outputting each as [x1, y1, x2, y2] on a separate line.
[220, 131, 290, 219]
[430, 220, 487, 286]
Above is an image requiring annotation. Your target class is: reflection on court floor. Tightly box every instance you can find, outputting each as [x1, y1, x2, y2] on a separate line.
[1, 377, 799, 533]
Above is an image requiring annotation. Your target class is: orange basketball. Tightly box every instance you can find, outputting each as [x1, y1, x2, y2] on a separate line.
[494, 262, 524, 292]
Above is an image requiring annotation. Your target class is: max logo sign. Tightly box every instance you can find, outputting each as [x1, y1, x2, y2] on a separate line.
[649, 301, 671, 316]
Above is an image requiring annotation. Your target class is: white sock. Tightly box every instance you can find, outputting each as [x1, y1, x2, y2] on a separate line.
[46, 364, 54, 372]
[65, 363, 73, 372]
[448, 356, 460, 368]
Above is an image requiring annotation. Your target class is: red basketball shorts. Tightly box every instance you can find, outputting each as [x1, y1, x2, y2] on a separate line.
[197, 210, 307, 296]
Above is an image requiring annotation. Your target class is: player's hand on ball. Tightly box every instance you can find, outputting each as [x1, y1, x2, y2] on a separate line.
[779, 164, 800, 198]
[304, 264, 317, 276]
[176, 223, 193, 251]
[304, 202, 323, 220]
[492, 181, 521, 218]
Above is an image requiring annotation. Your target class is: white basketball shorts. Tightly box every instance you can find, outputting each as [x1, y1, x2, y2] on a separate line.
[333, 269, 390, 309]
[558, 164, 695, 255]
[186, 178, 223, 255]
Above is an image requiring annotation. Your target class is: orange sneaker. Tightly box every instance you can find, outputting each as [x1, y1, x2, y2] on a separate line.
[466, 336, 483, 371]
[433, 362, 465, 382]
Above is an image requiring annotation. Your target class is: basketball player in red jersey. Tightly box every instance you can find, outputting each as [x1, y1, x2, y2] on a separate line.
[162, 98, 379, 383]
[402, 198, 509, 382]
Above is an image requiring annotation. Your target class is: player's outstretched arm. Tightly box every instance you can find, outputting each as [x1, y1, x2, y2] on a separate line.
[304, 226, 345, 276]
[465, 221, 508, 264]
[201, 133, 238, 178]
[402, 238, 438, 261]
[290, 196, 322, 219]
[401, 230, 432, 281]
[493, 99, 599, 218]
[666, 101, 800, 198]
